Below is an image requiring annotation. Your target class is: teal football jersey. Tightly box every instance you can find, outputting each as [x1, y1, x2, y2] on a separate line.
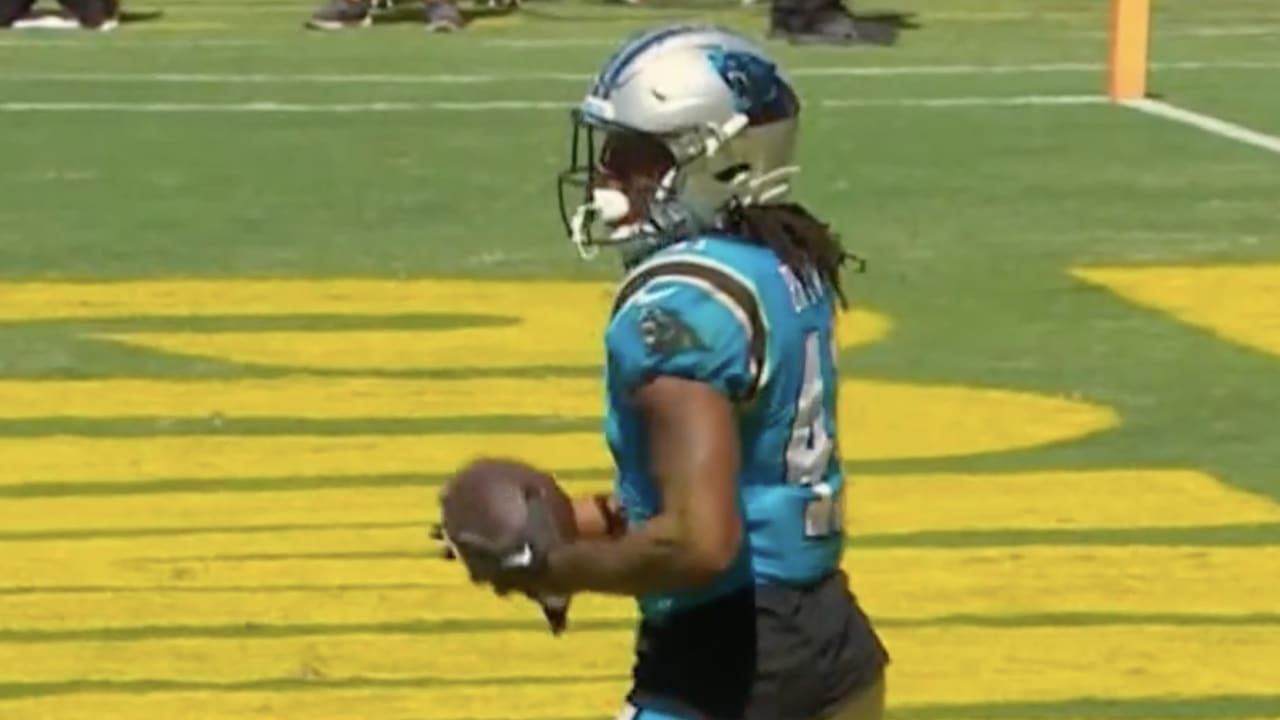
[603, 235, 845, 619]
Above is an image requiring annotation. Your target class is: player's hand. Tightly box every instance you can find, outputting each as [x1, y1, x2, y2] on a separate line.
[435, 520, 574, 634]
[434, 458, 577, 634]
[431, 508, 558, 595]
[448, 529, 555, 595]
[428, 522, 458, 561]
[430, 514, 571, 633]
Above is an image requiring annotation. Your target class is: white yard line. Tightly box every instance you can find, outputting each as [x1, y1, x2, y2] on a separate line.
[0, 71, 591, 84]
[1167, 25, 1280, 36]
[1124, 98, 1280, 157]
[0, 95, 1107, 114]
[0, 38, 265, 47]
[796, 60, 1280, 77]
[0, 61, 1277, 85]
[1076, 25, 1280, 38]
[480, 38, 620, 48]
[0, 101, 475, 113]
[822, 94, 1106, 108]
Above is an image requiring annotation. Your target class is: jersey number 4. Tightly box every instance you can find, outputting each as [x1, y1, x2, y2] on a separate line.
[785, 331, 844, 539]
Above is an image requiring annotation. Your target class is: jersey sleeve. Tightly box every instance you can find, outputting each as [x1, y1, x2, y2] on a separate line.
[605, 269, 765, 401]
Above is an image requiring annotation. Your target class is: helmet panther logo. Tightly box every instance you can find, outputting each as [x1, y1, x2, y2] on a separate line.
[706, 47, 782, 118]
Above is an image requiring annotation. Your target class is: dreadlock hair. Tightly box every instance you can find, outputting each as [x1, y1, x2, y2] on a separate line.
[724, 202, 861, 310]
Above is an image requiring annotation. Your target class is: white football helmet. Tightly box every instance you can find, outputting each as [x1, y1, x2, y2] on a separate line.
[556, 23, 802, 265]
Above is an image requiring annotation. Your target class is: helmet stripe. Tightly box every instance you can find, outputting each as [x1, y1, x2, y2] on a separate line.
[593, 23, 705, 99]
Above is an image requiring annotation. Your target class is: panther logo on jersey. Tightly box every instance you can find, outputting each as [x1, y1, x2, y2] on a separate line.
[637, 306, 707, 357]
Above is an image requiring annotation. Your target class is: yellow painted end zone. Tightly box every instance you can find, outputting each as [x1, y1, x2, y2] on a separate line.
[1, 627, 1278, 715]
[0, 377, 1116, 463]
[1073, 264, 1280, 361]
[0, 586, 638, 630]
[1, 469, 1273, 537]
[0, 433, 609, 485]
[4, 547, 1276, 618]
[96, 309, 889, 371]
[850, 469, 1280, 533]
[0, 280, 892, 368]
[0, 279, 615, 322]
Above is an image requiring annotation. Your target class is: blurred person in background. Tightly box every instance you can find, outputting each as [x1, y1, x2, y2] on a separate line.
[1, 0, 118, 28]
[603, 0, 898, 46]
[763, 0, 899, 45]
[305, 0, 467, 31]
[304, 0, 899, 42]
[768, 0, 859, 44]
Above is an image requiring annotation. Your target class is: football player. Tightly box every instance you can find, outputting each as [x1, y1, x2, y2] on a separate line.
[1, 0, 117, 29]
[440, 23, 889, 720]
[304, 0, 463, 31]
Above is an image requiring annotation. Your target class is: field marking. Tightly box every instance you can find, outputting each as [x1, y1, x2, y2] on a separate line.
[0, 278, 615, 321]
[0, 379, 1116, 481]
[0, 276, 884, 366]
[0, 584, 638, 629]
[0, 95, 1110, 114]
[0, 627, 1278, 711]
[883, 625, 1280, 705]
[0, 433, 608, 486]
[1, 470, 1273, 541]
[0, 681, 631, 720]
[0, 377, 610, 418]
[0, 630, 631, 683]
[2, 61, 1278, 85]
[0, 71, 588, 84]
[480, 37, 620, 48]
[1078, 24, 1280, 38]
[5, 470, 1270, 540]
[0, 38, 267, 47]
[849, 469, 1280, 533]
[1124, 98, 1280, 156]
[822, 94, 1104, 108]
[1072, 265, 1280, 359]
[1165, 24, 1280, 36]
[0, 100, 575, 113]
[95, 313, 879, 369]
[4, 545, 1279, 621]
[8, 525, 429, 563]
[0, 378, 1116, 465]
[7, 628, 1280, 705]
[0, 376, 1111, 466]
[0, 273, 1114, 469]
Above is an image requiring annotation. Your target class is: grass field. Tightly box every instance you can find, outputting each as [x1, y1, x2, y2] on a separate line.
[1, 0, 1279, 718]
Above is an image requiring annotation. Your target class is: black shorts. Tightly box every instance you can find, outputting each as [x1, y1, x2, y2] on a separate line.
[625, 568, 890, 720]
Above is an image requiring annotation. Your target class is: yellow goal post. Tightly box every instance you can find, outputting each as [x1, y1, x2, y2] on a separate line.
[1108, 0, 1152, 101]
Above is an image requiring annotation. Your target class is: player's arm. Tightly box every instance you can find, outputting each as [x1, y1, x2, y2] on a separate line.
[570, 493, 627, 539]
[430, 491, 624, 562]
[541, 267, 761, 597]
[546, 374, 742, 596]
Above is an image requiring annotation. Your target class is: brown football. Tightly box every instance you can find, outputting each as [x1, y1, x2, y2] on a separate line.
[439, 457, 577, 576]
[439, 458, 578, 633]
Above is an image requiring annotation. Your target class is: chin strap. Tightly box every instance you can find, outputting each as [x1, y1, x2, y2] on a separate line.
[568, 113, 753, 261]
[569, 189, 663, 260]
[568, 203, 600, 260]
